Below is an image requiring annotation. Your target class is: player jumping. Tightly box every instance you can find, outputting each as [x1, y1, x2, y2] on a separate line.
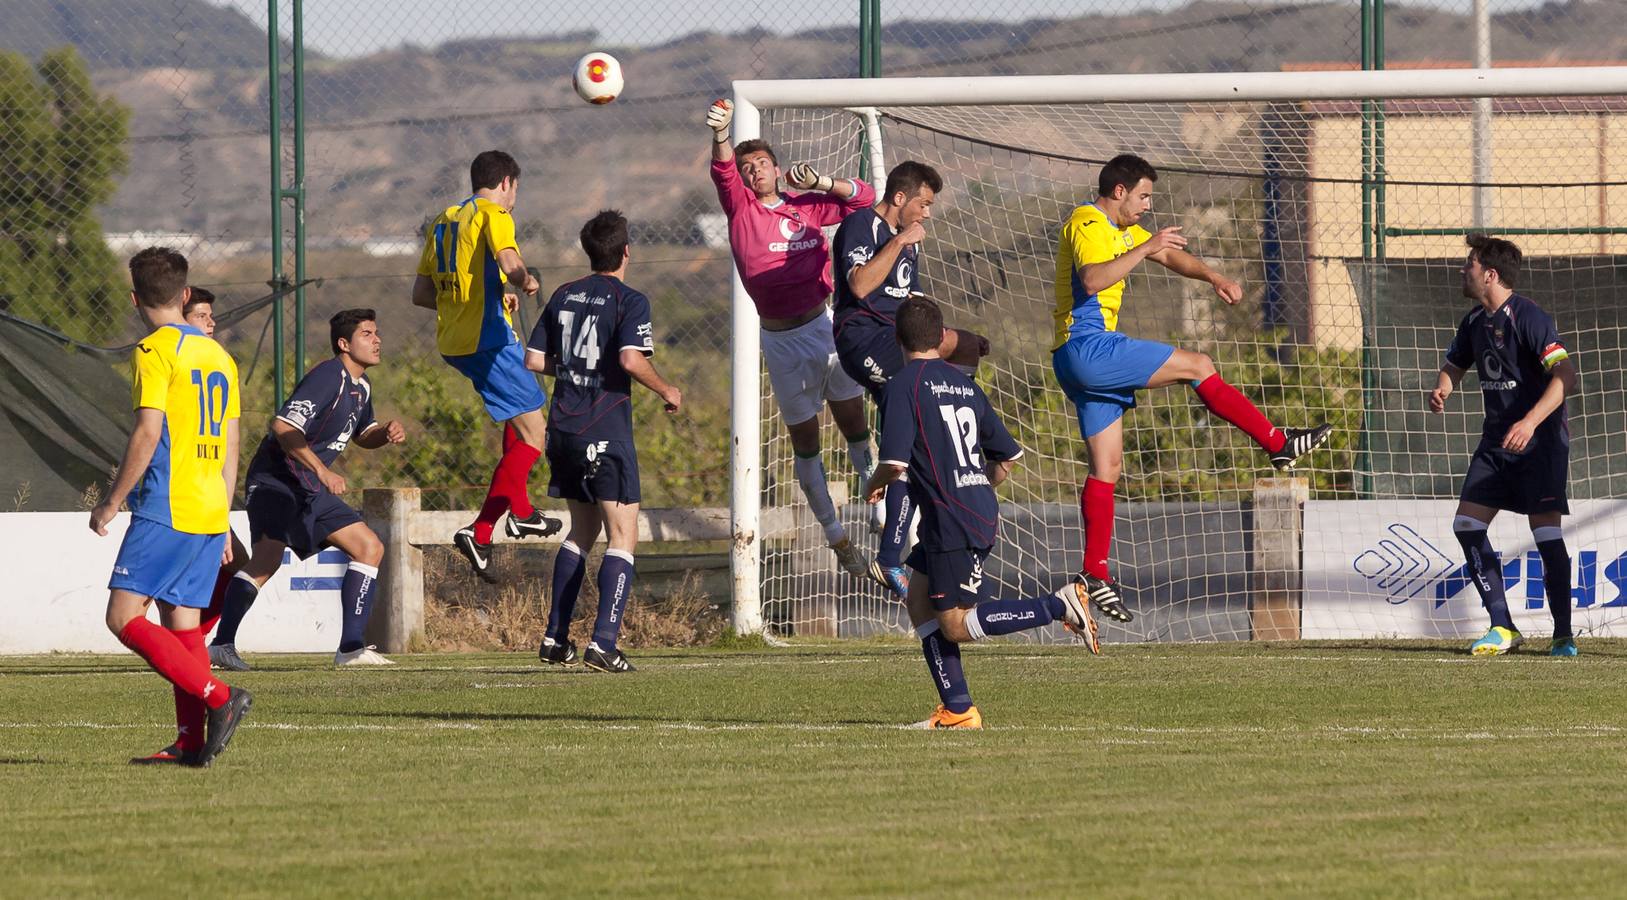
[525, 210, 683, 673]
[413, 150, 563, 582]
[92, 247, 252, 767]
[1430, 235, 1580, 657]
[866, 297, 1099, 729]
[707, 98, 876, 579]
[1054, 153, 1331, 623]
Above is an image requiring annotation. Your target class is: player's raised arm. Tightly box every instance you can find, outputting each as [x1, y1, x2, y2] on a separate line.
[1147, 244, 1243, 305]
[707, 99, 734, 163]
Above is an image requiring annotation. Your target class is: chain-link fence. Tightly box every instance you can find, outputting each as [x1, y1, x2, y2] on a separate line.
[3, 0, 1618, 514]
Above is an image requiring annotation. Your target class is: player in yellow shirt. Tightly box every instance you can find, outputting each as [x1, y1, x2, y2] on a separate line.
[90, 247, 253, 767]
[1052, 154, 1332, 623]
[413, 150, 562, 581]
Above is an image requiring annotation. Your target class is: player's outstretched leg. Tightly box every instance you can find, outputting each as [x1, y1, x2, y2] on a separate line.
[1532, 519, 1577, 657]
[1452, 513, 1522, 655]
[1154, 350, 1333, 471]
[792, 446, 869, 579]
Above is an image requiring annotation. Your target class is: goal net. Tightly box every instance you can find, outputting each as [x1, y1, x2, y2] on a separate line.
[730, 69, 1627, 644]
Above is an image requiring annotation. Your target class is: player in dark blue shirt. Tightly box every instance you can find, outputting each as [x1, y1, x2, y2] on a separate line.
[525, 210, 683, 674]
[866, 297, 1098, 729]
[1430, 235, 1580, 657]
[208, 309, 408, 669]
[832, 161, 990, 600]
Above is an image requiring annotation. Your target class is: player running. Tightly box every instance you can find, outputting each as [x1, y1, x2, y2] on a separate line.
[207, 309, 407, 669]
[525, 210, 683, 673]
[413, 150, 562, 583]
[865, 297, 1099, 729]
[1430, 235, 1580, 657]
[832, 160, 991, 598]
[707, 98, 876, 579]
[1054, 153, 1332, 624]
[92, 247, 251, 767]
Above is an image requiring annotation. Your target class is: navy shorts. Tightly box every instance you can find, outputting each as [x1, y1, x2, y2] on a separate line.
[907, 545, 994, 612]
[246, 478, 366, 560]
[108, 517, 226, 609]
[1052, 330, 1176, 438]
[546, 432, 641, 505]
[1461, 437, 1570, 515]
[835, 320, 903, 403]
[443, 340, 546, 423]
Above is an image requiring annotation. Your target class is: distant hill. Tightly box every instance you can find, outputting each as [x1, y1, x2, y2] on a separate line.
[4, 0, 286, 69]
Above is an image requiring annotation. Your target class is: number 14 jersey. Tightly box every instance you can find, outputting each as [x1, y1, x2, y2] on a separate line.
[528, 273, 655, 441]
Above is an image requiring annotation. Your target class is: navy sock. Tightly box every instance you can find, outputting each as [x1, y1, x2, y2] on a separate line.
[338, 562, 379, 653]
[1454, 517, 1514, 630]
[965, 595, 1064, 639]
[877, 479, 911, 568]
[591, 550, 635, 652]
[918, 622, 972, 713]
[548, 541, 588, 642]
[1535, 528, 1572, 640]
[210, 572, 259, 646]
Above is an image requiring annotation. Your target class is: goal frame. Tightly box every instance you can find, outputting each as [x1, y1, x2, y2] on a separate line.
[726, 65, 1627, 635]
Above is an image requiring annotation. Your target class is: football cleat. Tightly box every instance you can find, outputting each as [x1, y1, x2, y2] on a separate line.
[200, 687, 253, 767]
[1078, 572, 1133, 624]
[583, 643, 635, 673]
[129, 742, 200, 766]
[208, 642, 251, 672]
[1470, 626, 1523, 656]
[1270, 423, 1334, 472]
[505, 509, 564, 541]
[912, 705, 983, 729]
[1550, 637, 1579, 658]
[453, 527, 498, 584]
[334, 646, 394, 666]
[868, 560, 910, 599]
[539, 636, 579, 666]
[1053, 580, 1102, 655]
[831, 538, 871, 580]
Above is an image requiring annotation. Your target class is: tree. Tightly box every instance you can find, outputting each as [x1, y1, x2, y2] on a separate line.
[0, 47, 129, 342]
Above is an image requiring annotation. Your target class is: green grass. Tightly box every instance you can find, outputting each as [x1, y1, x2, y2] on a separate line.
[4, 641, 1627, 897]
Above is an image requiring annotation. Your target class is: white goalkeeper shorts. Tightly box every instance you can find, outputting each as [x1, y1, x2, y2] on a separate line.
[760, 308, 865, 427]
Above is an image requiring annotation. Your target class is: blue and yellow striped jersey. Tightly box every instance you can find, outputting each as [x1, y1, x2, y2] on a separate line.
[417, 196, 519, 356]
[128, 323, 240, 534]
[1052, 203, 1151, 349]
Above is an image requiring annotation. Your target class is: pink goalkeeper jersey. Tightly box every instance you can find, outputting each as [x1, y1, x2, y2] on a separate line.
[711, 158, 875, 320]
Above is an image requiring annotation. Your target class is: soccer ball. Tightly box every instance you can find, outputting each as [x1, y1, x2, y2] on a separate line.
[572, 52, 623, 105]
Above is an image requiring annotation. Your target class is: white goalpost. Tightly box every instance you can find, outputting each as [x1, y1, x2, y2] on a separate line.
[729, 67, 1627, 643]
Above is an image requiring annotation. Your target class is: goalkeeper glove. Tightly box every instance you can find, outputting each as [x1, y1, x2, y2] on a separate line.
[786, 163, 835, 193]
[706, 99, 733, 142]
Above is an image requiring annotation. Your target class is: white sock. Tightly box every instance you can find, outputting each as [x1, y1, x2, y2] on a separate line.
[794, 453, 846, 544]
[847, 437, 875, 483]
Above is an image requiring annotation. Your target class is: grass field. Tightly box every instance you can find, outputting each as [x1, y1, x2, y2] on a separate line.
[5, 640, 1627, 897]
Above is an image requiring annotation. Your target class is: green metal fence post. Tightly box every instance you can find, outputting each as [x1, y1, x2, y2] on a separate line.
[267, 0, 285, 407]
[292, 0, 307, 379]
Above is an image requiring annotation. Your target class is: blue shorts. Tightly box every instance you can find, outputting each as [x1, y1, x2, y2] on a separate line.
[1461, 437, 1570, 515]
[443, 341, 546, 423]
[906, 545, 993, 612]
[108, 517, 227, 609]
[547, 432, 641, 505]
[835, 319, 903, 403]
[246, 478, 366, 560]
[1052, 331, 1176, 438]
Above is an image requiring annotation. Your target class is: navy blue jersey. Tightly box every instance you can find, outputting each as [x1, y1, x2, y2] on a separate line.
[247, 357, 375, 495]
[832, 207, 919, 328]
[527, 273, 654, 441]
[878, 358, 1022, 552]
[1444, 293, 1571, 444]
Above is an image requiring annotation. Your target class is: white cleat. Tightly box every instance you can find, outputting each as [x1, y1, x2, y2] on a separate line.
[335, 645, 395, 666]
[1052, 580, 1102, 655]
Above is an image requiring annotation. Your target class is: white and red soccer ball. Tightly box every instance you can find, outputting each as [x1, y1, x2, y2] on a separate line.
[573, 52, 623, 105]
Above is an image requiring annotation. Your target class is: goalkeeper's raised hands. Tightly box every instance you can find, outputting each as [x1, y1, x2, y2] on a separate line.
[706, 99, 733, 137]
[786, 162, 835, 194]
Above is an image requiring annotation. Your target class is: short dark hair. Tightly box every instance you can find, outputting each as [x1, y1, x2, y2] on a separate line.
[733, 139, 778, 168]
[895, 296, 944, 353]
[580, 209, 629, 273]
[883, 161, 943, 205]
[1467, 233, 1522, 288]
[183, 286, 215, 317]
[1098, 153, 1158, 198]
[330, 308, 376, 355]
[129, 247, 189, 309]
[470, 150, 521, 191]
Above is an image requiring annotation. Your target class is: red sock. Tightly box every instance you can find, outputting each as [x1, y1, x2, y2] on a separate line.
[1081, 477, 1116, 580]
[1193, 374, 1285, 453]
[118, 618, 231, 710]
[501, 423, 519, 453]
[199, 569, 231, 638]
[170, 627, 209, 751]
[473, 440, 542, 543]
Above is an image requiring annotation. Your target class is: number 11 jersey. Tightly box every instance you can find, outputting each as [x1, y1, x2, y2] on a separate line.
[528, 273, 655, 441]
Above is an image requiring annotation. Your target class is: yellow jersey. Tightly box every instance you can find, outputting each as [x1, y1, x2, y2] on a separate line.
[1052, 203, 1150, 349]
[128, 323, 240, 534]
[417, 195, 520, 356]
